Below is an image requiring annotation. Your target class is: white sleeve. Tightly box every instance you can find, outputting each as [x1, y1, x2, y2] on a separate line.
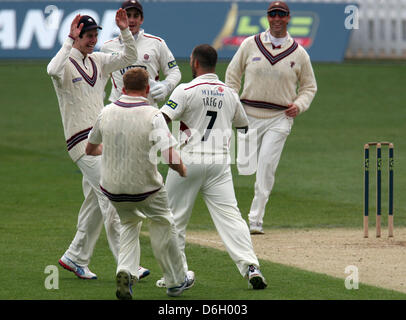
[151, 113, 178, 151]
[160, 85, 187, 121]
[99, 28, 137, 76]
[232, 92, 249, 128]
[294, 52, 317, 114]
[88, 113, 103, 145]
[47, 37, 74, 84]
[100, 41, 109, 54]
[159, 40, 181, 92]
[225, 39, 248, 94]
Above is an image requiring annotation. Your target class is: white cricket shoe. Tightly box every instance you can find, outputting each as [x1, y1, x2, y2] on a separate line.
[58, 254, 97, 279]
[138, 266, 150, 279]
[250, 223, 265, 235]
[247, 265, 267, 290]
[166, 273, 195, 297]
[156, 270, 195, 289]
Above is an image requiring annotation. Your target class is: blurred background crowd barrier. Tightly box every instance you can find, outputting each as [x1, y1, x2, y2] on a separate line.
[0, 0, 405, 60]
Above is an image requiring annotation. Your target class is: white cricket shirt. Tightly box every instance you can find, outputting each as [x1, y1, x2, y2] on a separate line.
[101, 29, 181, 106]
[161, 73, 248, 162]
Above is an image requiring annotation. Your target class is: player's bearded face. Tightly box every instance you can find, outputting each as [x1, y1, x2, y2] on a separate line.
[77, 30, 98, 55]
[126, 8, 143, 35]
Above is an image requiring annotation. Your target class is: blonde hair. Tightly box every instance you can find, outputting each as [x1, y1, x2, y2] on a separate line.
[123, 67, 149, 92]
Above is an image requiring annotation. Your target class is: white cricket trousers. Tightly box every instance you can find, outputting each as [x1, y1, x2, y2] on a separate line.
[166, 161, 260, 277]
[237, 113, 293, 226]
[64, 155, 121, 266]
[111, 188, 186, 287]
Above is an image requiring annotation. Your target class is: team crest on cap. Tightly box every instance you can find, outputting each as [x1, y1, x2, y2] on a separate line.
[88, 18, 93, 22]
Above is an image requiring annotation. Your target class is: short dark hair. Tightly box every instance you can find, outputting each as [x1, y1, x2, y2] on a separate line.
[123, 68, 149, 92]
[192, 44, 217, 70]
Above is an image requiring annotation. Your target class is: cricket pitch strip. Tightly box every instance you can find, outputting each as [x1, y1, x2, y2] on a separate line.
[185, 227, 406, 294]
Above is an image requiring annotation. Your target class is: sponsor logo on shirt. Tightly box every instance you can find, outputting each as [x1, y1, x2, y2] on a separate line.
[119, 65, 147, 75]
[201, 89, 224, 97]
[168, 60, 177, 69]
[165, 99, 178, 109]
[252, 57, 261, 61]
[72, 77, 82, 83]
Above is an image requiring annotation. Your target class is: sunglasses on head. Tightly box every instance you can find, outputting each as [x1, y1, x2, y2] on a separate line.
[268, 10, 289, 18]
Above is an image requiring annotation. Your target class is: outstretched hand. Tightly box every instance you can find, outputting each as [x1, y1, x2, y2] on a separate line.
[115, 8, 129, 30]
[69, 14, 83, 40]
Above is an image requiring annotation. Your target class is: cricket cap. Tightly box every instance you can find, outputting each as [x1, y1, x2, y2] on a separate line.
[121, 0, 143, 16]
[267, 1, 290, 14]
[78, 15, 102, 37]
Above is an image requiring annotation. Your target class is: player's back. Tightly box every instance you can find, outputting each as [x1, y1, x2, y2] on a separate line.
[99, 98, 163, 195]
[163, 73, 247, 158]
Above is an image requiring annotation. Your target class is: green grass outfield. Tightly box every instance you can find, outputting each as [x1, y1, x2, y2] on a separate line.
[0, 60, 405, 301]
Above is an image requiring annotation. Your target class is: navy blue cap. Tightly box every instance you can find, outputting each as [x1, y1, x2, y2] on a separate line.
[78, 15, 102, 37]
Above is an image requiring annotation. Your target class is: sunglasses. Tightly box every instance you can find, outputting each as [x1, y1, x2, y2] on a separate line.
[268, 10, 289, 18]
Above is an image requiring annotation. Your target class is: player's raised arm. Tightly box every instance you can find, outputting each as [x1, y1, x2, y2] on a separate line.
[47, 14, 83, 80]
[115, 8, 129, 30]
[101, 9, 138, 75]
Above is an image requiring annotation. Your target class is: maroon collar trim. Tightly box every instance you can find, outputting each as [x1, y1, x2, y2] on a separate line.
[69, 56, 98, 87]
[254, 34, 298, 65]
[114, 100, 150, 108]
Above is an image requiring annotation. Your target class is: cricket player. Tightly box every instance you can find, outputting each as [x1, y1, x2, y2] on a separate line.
[225, 1, 317, 234]
[86, 68, 193, 299]
[47, 10, 137, 279]
[101, 0, 181, 106]
[158, 44, 267, 290]
[100, 0, 180, 279]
